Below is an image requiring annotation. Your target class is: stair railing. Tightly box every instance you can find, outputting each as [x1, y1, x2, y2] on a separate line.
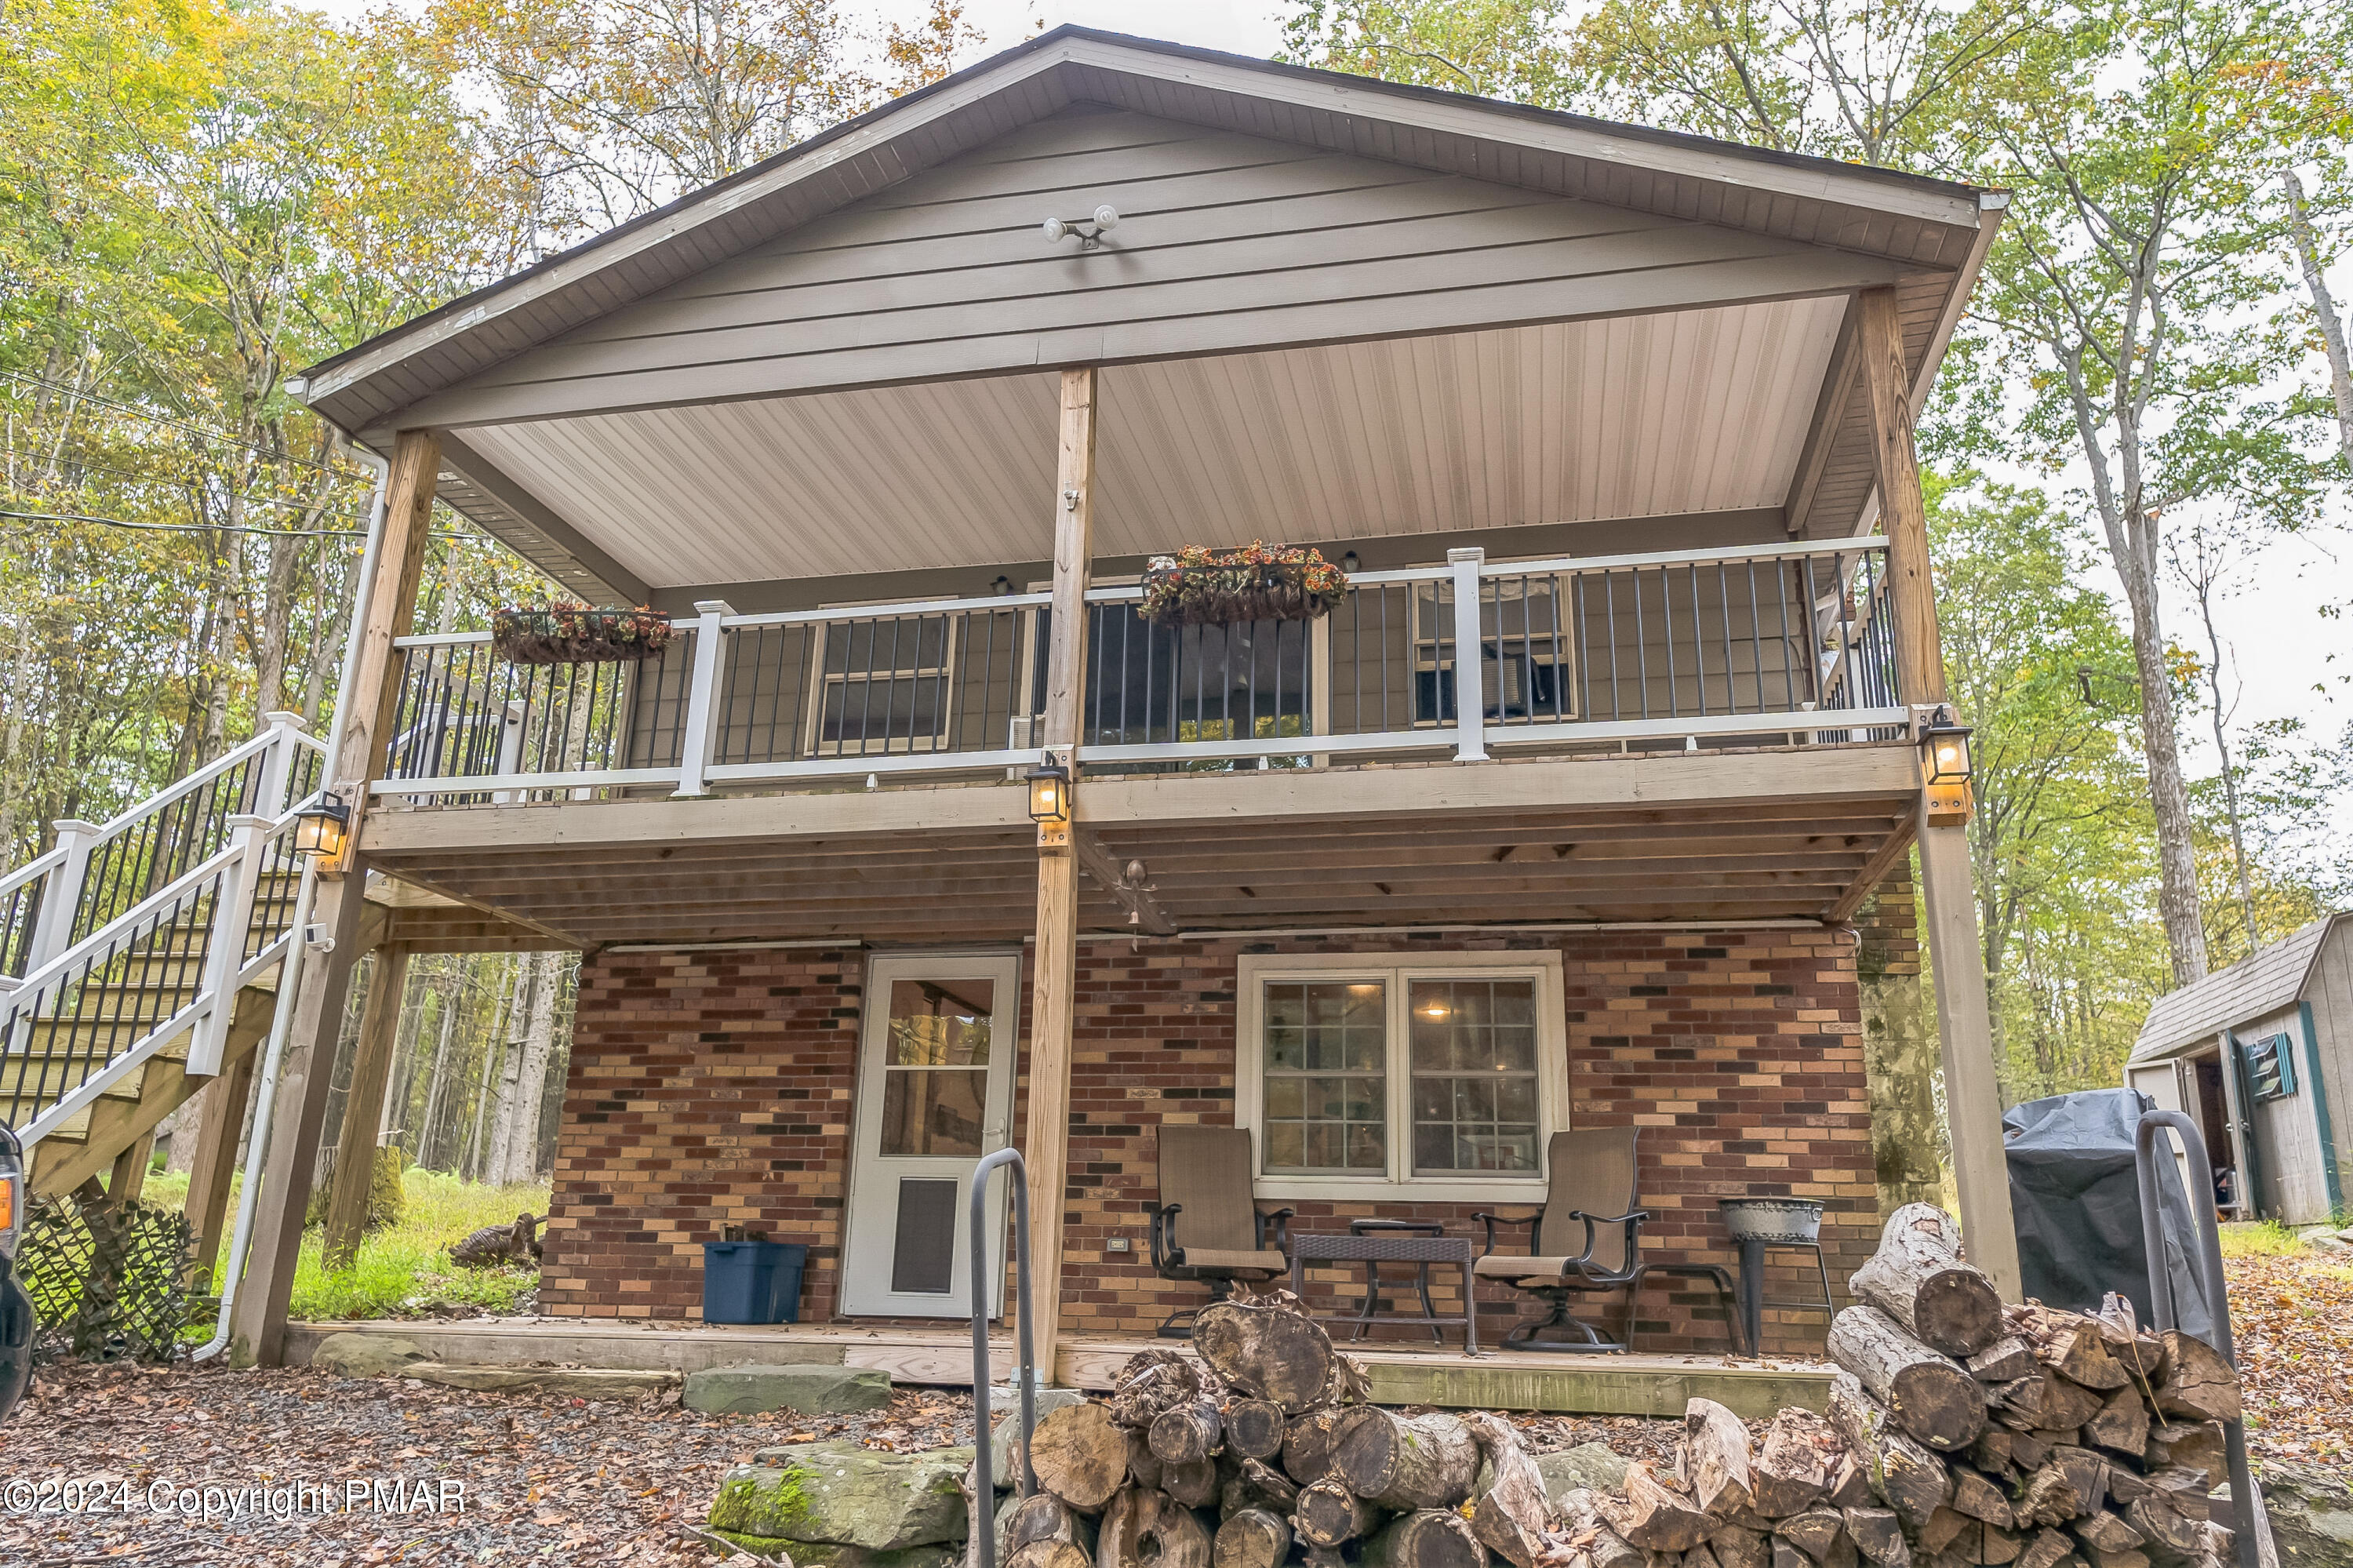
[0, 713, 324, 986]
[969, 1144, 1036, 1568]
[0, 791, 316, 1145]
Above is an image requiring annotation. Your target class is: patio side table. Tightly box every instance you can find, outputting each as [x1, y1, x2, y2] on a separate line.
[1289, 1231, 1478, 1352]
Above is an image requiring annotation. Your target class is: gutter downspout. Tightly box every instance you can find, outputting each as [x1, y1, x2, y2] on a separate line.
[195, 440, 391, 1362]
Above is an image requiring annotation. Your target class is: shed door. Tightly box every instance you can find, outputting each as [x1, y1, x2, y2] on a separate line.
[842, 954, 1020, 1318]
[2128, 1063, 2194, 1196]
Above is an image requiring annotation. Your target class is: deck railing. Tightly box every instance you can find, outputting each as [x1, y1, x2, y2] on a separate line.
[368, 538, 1907, 806]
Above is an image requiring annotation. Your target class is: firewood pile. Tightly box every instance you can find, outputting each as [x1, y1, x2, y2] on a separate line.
[986, 1204, 2242, 1568]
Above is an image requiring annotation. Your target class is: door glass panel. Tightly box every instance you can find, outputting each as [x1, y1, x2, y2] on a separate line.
[878, 977, 995, 1157]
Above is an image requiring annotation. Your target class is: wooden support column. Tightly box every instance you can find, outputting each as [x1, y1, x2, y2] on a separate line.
[184, 1046, 259, 1287]
[323, 946, 410, 1267]
[1858, 289, 2021, 1297]
[230, 427, 439, 1366]
[1021, 367, 1096, 1381]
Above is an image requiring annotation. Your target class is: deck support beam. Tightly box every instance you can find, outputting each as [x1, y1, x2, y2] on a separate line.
[231, 427, 439, 1366]
[324, 946, 411, 1268]
[1022, 367, 1096, 1380]
[1859, 288, 2020, 1297]
[184, 1046, 260, 1289]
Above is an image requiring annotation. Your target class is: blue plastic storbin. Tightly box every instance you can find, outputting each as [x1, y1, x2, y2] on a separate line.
[701, 1240, 806, 1324]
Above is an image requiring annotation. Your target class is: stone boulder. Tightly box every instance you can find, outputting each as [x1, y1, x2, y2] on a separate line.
[686, 1363, 893, 1416]
[311, 1333, 433, 1378]
[413, 1366, 678, 1399]
[1536, 1442, 1631, 1501]
[2264, 1462, 2353, 1568]
[710, 1440, 976, 1550]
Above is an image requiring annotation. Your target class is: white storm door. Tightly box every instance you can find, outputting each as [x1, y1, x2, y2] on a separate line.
[842, 954, 1021, 1318]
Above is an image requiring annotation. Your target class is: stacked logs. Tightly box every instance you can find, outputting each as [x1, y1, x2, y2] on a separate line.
[1579, 1205, 2245, 1568]
[1005, 1293, 1580, 1568]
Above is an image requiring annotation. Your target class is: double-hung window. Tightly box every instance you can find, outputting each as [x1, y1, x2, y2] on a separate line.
[1237, 953, 1568, 1201]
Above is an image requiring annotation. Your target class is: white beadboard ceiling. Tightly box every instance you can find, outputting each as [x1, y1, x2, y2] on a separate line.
[460, 296, 1843, 590]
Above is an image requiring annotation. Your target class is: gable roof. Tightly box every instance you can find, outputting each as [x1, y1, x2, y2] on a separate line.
[296, 25, 1998, 442]
[2131, 913, 2348, 1064]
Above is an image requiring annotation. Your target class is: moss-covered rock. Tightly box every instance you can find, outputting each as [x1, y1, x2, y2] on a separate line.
[708, 1441, 976, 1549]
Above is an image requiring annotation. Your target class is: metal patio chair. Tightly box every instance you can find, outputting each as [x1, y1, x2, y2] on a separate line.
[1147, 1125, 1293, 1338]
[1474, 1126, 1649, 1352]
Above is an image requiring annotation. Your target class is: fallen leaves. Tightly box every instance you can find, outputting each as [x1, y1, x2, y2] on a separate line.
[2225, 1251, 2353, 1466]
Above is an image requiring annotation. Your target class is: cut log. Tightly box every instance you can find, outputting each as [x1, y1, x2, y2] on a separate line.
[1754, 1410, 1839, 1518]
[1688, 1399, 1760, 1518]
[1950, 1471, 2015, 1529]
[1850, 1205, 2004, 1357]
[1595, 1463, 1713, 1553]
[1238, 1459, 1298, 1514]
[1100, 1488, 1214, 1568]
[1283, 1409, 1348, 1487]
[2126, 1495, 2204, 1563]
[1844, 1508, 1909, 1568]
[2152, 1334, 2240, 1424]
[2149, 1469, 2210, 1523]
[1225, 1400, 1287, 1461]
[1773, 1507, 1847, 1562]
[1330, 1406, 1481, 1512]
[1152, 1400, 1226, 1466]
[1011, 1493, 1101, 1555]
[1032, 1402, 1128, 1510]
[1827, 1455, 1874, 1512]
[1302, 1548, 1348, 1568]
[1920, 1509, 1972, 1554]
[2070, 1514, 2147, 1557]
[1362, 1508, 1488, 1568]
[1715, 1523, 1774, 1568]
[1009, 1540, 1094, 1568]
[1195, 1298, 1356, 1413]
[1296, 1475, 1381, 1547]
[1111, 1351, 1208, 1431]
[1975, 1525, 2024, 1565]
[1693, 1541, 1727, 1568]
[1969, 1431, 2017, 1480]
[1214, 1508, 1293, 1568]
[2094, 1295, 2168, 1384]
[2009, 1306, 2129, 1392]
[1563, 1490, 1647, 1568]
[1827, 1371, 1954, 1530]
[1829, 1306, 1989, 1451]
[2007, 1433, 2054, 1472]
[2017, 1464, 2088, 1527]
[1463, 1411, 1555, 1568]
[1967, 1340, 2039, 1385]
[1163, 1459, 1220, 1511]
[1127, 1431, 1166, 1494]
[2017, 1529, 2075, 1568]
[2084, 1388, 2151, 1461]
[1778, 1539, 1815, 1568]
[1994, 1371, 2102, 1436]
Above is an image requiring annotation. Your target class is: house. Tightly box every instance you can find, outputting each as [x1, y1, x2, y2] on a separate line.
[2128, 913, 2351, 1226]
[0, 28, 2023, 1388]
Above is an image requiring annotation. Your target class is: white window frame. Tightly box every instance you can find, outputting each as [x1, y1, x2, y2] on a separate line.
[1235, 951, 1569, 1203]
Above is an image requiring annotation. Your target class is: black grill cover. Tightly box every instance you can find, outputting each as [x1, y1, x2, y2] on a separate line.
[2002, 1088, 2217, 1342]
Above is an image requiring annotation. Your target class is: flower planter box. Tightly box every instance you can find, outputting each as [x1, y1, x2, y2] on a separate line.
[492, 607, 674, 666]
[1139, 544, 1347, 628]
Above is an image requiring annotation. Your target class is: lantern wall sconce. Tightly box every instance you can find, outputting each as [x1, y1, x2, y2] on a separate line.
[1027, 756, 1073, 849]
[1917, 705, 1974, 825]
[291, 793, 351, 865]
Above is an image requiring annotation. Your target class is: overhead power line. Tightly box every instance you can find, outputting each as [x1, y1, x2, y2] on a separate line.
[1, 507, 493, 542]
[0, 368, 369, 480]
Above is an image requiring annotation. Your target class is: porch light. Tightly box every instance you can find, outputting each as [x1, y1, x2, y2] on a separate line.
[1027, 761, 1072, 826]
[1918, 707, 1974, 825]
[290, 794, 350, 862]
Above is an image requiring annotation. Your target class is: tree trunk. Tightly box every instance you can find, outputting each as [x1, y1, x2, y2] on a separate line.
[1773, 1507, 1848, 1561]
[1110, 1351, 1206, 1430]
[1006, 1542, 1089, 1568]
[1007, 1491, 1097, 1555]
[1595, 1462, 1712, 1552]
[1966, 1338, 2038, 1385]
[1195, 1297, 1351, 1413]
[1849, 1206, 2003, 1358]
[1162, 1460, 1218, 1510]
[416, 969, 460, 1169]
[2114, 536, 2207, 986]
[1236, 1459, 1296, 1514]
[1224, 1399, 1286, 1460]
[1214, 1508, 1291, 1568]
[1329, 1407, 1479, 1512]
[1827, 1371, 1953, 1530]
[1845, 1508, 1910, 1567]
[1460, 1410, 1553, 1568]
[1030, 1402, 1126, 1509]
[1361, 1509, 1486, 1568]
[2152, 1333, 2239, 1424]
[1827, 1307, 1988, 1451]
[497, 951, 566, 1185]
[2284, 169, 2353, 466]
[1098, 1490, 1213, 1568]
[1560, 1490, 1646, 1568]
[1295, 1476, 1380, 1547]
[1282, 1409, 1347, 1486]
[1754, 1408, 1839, 1518]
[1688, 1398, 1759, 1517]
[1151, 1399, 1224, 1465]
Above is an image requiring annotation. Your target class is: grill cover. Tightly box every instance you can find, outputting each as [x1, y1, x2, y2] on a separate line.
[2002, 1088, 2217, 1344]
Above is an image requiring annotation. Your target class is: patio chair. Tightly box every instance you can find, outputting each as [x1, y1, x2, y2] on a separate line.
[1473, 1126, 1649, 1352]
[1147, 1125, 1294, 1339]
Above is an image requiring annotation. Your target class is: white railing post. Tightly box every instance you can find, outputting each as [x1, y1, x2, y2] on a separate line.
[187, 813, 269, 1078]
[1448, 548, 1488, 762]
[27, 818, 100, 973]
[256, 710, 307, 815]
[489, 699, 528, 804]
[671, 600, 733, 799]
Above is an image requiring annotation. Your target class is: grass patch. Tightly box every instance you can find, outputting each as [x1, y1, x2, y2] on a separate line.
[147, 1166, 551, 1322]
[2217, 1221, 2307, 1257]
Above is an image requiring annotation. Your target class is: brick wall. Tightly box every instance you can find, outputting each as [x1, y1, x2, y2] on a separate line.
[544, 929, 1876, 1355]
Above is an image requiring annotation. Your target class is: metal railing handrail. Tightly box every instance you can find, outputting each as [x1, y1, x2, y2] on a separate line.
[82, 724, 319, 844]
[1, 840, 245, 1007]
[1482, 534, 1889, 579]
[969, 1143, 1036, 1568]
[0, 844, 66, 905]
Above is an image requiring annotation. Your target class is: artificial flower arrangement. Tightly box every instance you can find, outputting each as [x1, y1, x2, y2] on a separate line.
[1137, 541, 1350, 628]
[490, 602, 675, 664]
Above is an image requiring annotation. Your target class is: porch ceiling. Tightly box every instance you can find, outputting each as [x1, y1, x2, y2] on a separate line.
[358, 747, 1919, 948]
[446, 298, 1846, 593]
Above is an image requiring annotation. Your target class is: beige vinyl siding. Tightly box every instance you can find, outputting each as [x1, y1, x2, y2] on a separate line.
[403, 109, 1913, 431]
[2238, 1002, 2331, 1224]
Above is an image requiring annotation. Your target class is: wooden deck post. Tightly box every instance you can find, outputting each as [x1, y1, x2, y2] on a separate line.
[184, 1046, 259, 1287]
[1858, 288, 2022, 1299]
[229, 426, 439, 1366]
[323, 946, 410, 1267]
[1022, 367, 1096, 1381]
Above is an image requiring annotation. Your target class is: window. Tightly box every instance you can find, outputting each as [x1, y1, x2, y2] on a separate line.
[1238, 953, 1567, 1199]
[1411, 580, 1574, 725]
[812, 614, 958, 755]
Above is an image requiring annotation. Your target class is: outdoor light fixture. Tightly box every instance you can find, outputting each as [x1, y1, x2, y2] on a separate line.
[1341, 551, 1362, 574]
[1027, 759, 1072, 849]
[1918, 705, 1974, 825]
[290, 793, 351, 864]
[1042, 206, 1120, 249]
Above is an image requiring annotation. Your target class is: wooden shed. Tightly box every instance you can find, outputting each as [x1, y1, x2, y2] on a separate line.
[2128, 912, 2351, 1225]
